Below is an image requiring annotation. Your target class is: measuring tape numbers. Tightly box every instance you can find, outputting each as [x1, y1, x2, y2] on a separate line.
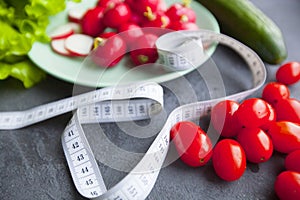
[0, 30, 266, 200]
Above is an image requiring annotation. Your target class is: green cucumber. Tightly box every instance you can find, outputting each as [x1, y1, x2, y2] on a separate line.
[196, 0, 287, 64]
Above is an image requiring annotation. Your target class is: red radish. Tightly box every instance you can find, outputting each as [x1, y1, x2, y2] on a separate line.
[103, 2, 132, 29]
[65, 22, 82, 33]
[130, 33, 159, 66]
[118, 23, 144, 49]
[124, 0, 143, 25]
[68, 7, 87, 23]
[98, 31, 117, 39]
[142, 7, 170, 28]
[64, 34, 94, 56]
[132, 0, 159, 15]
[97, 0, 123, 10]
[51, 38, 75, 57]
[48, 24, 74, 40]
[124, 0, 134, 8]
[92, 35, 127, 67]
[81, 6, 106, 37]
[157, 0, 167, 12]
[128, 12, 144, 26]
[166, 2, 196, 23]
[170, 21, 199, 31]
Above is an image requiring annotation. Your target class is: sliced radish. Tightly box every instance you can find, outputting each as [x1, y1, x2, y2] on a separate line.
[68, 7, 87, 23]
[65, 22, 82, 33]
[48, 25, 74, 40]
[64, 34, 94, 56]
[51, 38, 75, 57]
[49, 22, 84, 40]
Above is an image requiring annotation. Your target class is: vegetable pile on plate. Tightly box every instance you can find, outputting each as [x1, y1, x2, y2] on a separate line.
[49, 0, 200, 67]
[0, 0, 79, 88]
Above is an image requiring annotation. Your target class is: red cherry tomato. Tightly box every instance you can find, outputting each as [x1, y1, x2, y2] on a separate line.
[274, 98, 300, 124]
[170, 121, 213, 167]
[211, 100, 241, 138]
[212, 139, 246, 181]
[285, 150, 300, 173]
[234, 98, 271, 128]
[262, 82, 290, 106]
[118, 23, 144, 49]
[276, 61, 300, 85]
[103, 2, 131, 29]
[260, 103, 277, 132]
[236, 127, 273, 163]
[81, 7, 106, 37]
[267, 121, 300, 154]
[130, 33, 159, 66]
[92, 34, 127, 67]
[274, 171, 300, 200]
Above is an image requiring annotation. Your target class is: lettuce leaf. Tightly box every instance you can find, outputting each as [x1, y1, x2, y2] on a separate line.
[0, 0, 75, 88]
[0, 21, 34, 59]
[0, 59, 46, 88]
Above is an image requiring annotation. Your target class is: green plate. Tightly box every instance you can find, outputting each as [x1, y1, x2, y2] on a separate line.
[28, 0, 220, 87]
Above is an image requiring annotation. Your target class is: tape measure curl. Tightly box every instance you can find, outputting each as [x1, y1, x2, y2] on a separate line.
[0, 30, 266, 200]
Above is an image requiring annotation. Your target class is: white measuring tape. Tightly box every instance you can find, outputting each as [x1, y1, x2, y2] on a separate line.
[0, 30, 266, 199]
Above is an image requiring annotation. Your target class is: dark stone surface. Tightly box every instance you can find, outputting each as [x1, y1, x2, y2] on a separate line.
[1, 0, 300, 199]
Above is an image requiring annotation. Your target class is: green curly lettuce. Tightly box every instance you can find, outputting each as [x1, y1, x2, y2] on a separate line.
[0, 0, 79, 88]
[0, 60, 46, 88]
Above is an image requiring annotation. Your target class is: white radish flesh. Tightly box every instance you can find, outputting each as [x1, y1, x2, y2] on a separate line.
[51, 38, 75, 56]
[68, 7, 87, 23]
[64, 34, 94, 56]
[65, 22, 82, 33]
[48, 25, 74, 40]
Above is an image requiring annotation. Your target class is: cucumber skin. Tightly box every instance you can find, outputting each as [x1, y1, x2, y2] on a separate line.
[196, 0, 287, 64]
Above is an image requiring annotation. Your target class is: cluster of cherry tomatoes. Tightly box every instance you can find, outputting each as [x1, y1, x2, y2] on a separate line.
[50, 0, 199, 67]
[170, 61, 300, 200]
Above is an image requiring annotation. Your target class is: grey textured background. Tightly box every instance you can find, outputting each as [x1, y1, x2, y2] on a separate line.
[1, 0, 300, 199]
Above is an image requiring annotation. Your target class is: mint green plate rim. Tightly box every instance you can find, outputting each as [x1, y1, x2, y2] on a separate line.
[28, 0, 220, 88]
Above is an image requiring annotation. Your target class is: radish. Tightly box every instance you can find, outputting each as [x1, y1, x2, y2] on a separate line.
[51, 38, 75, 57]
[48, 25, 74, 40]
[66, 22, 82, 34]
[49, 22, 83, 40]
[68, 7, 87, 23]
[64, 34, 94, 56]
